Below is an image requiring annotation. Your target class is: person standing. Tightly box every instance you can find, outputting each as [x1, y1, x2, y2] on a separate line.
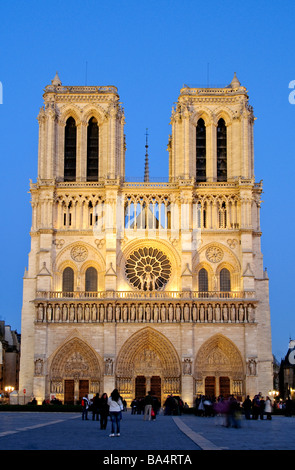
[108, 389, 123, 437]
[259, 396, 265, 420]
[99, 393, 109, 430]
[92, 393, 100, 421]
[243, 395, 252, 420]
[264, 396, 272, 420]
[81, 394, 89, 420]
[143, 391, 153, 421]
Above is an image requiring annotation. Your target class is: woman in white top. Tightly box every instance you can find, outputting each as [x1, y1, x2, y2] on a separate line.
[264, 396, 272, 420]
[108, 389, 123, 436]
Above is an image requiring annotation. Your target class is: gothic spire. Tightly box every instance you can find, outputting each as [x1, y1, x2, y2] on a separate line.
[144, 128, 150, 182]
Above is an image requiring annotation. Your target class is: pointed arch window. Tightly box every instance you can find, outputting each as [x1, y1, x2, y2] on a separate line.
[220, 268, 231, 291]
[87, 117, 99, 181]
[196, 118, 206, 182]
[63, 267, 74, 293]
[217, 118, 227, 182]
[198, 268, 209, 292]
[85, 267, 98, 292]
[64, 117, 77, 181]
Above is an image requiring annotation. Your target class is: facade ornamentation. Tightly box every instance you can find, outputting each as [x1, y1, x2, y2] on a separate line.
[70, 245, 88, 262]
[205, 246, 224, 263]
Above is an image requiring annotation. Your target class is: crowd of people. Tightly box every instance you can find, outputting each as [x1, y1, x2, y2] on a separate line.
[81, 389, 125, 436]
[79, 389, 294, 436]
[194, 393, 277, 427]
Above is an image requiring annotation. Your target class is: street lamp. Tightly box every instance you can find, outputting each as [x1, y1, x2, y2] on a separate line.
[4, 386, 15, 404]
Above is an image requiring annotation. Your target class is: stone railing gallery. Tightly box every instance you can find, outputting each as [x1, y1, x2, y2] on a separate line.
[35, 291, 256, 324]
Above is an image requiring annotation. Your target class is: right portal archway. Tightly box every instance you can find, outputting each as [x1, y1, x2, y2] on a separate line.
[194, 334, 245, 400]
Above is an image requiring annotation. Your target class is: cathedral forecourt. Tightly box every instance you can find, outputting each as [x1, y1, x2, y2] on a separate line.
[17, 72, 273, 406]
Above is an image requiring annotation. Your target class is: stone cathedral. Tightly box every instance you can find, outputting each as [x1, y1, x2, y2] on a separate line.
[18, 72, 273, 406]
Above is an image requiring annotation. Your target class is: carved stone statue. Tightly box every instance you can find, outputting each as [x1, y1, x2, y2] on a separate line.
[239, 305, 244, 322]
[175, 305, 181, 322]
[199, 305, 205, 322]
[100, 305, 105, 322]
[77, 304, 83, 322]
[92, 304, 97, 322]
[62, 304, 68, 322]
[54, 304, 60, 322]
[153, 305, 159, 322]
[123, 305, 128, 321]
[69, 304, 75, 322]
[131, 304, 136, 321]
[207, 304, 213, 322]
[84, 304, 90, 322]
[230, 304, 236, 322]
[115, 305, 120, 322]
[107, 304, 113, 322]
[184, 304, 190, 322]
[38, 304, 44, 321]
[47, 304, 53, 322]
[168, 304, 174, 322]
[215, 304, 221, 322]
[222, 304, 228, 322]
[145, 304, 151, 321]
[192, 304, 197, 322]
[161, 305, 166, 322]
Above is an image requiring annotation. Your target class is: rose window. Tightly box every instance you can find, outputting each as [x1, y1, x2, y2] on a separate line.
[125, 247, 171, 291]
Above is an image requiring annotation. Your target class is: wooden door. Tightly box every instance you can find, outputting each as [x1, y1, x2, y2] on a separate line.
[79, 380, 89, 402]
[151, 376, 161, 404]
[205, 376, 216, 398]
[64, 380, 74, 405]
[219, 376, 230, 398]
[135, 376, 146, 399]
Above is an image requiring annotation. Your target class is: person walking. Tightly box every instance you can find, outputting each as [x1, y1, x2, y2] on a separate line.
[108, 389, 123, 437]
[81, 394, 89, 420]
[264, 396, 272, 420]
[143, 391, 154, 421]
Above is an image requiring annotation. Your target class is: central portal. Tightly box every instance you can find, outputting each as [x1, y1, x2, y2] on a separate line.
[116, 327, 181, 406]
[135, 375, 161, 402]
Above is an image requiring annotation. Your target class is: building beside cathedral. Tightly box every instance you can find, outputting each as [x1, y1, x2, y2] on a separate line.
[17, 72, 273, 406]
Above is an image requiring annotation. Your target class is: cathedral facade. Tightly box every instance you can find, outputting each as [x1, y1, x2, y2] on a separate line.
[18, 73, 273, 406]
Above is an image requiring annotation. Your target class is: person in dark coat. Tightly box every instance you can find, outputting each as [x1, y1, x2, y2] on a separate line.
[99, 393, 109, 430]
[243, 395, 252, 420]
[92, 393, 100, 421]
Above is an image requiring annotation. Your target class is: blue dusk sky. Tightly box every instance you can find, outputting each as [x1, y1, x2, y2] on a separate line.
[0, 0, 294, 361]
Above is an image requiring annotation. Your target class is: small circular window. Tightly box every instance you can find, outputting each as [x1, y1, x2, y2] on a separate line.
[125, 247, 171, 291]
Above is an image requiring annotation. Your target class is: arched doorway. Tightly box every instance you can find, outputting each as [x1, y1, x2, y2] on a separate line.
[116, 327, 181, 405]
[49, 337, 102, 404]
[194, 334, 244, 400]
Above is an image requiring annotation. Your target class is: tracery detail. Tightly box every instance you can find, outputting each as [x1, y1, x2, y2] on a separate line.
[125, 247, 171, 290]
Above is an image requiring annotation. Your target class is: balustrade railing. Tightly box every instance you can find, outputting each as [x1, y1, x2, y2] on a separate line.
[36, 290, 255, 300]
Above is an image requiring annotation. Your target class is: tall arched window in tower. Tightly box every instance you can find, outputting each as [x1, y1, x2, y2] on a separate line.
[196, 118, 206, 182]
[64, 117, 77, 181]
[87, 117, 99, 181]
[220, 268, 231, 292]
[198, 268, 209, 292]
[62, 267, 74, 293]
[217, 118, 227, 182]
[85, 267, 98, 292]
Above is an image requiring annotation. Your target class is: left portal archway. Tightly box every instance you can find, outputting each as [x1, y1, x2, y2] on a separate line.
[49, 337, 102, 404]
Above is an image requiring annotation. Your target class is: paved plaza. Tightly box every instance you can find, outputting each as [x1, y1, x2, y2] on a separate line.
[0, 410, 294, 456]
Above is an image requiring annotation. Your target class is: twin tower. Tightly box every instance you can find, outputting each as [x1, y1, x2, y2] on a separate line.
[18, 73, 272, 406]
